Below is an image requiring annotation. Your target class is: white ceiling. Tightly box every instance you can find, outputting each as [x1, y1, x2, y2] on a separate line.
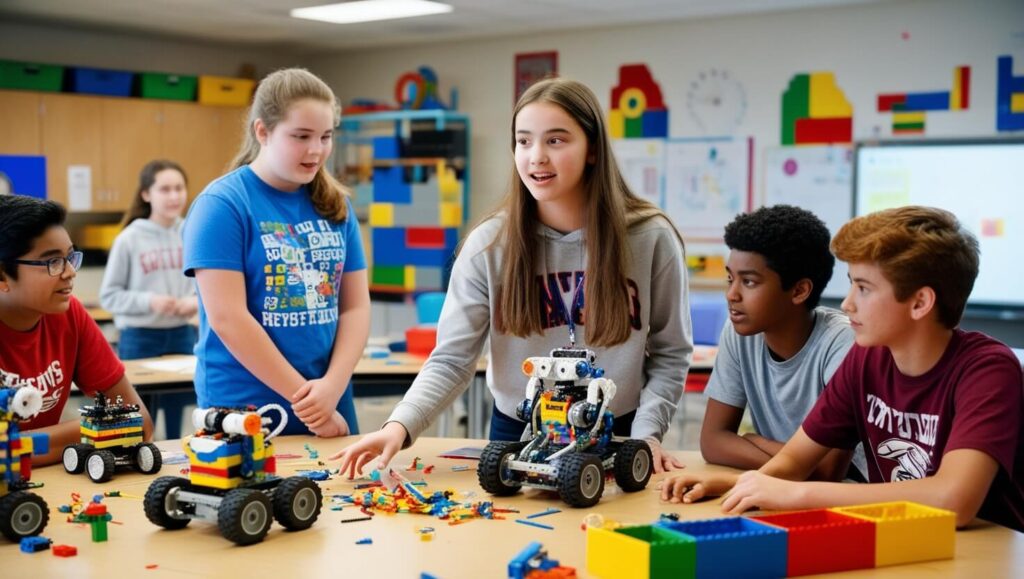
[0, 0, 890, 52]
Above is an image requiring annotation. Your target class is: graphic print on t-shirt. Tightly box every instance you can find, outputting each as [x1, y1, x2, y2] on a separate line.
[258, 219, 345, 328]
[536, 271, 643, 331]
[866, 393, 938, 481]
[3, 360, 65, 413]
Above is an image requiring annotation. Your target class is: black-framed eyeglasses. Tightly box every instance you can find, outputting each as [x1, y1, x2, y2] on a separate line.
[14, 251, 84, 276]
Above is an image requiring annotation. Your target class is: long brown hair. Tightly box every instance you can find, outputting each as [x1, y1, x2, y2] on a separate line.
[493, 78, 682, 347]
[231, 68, 349, 221]
[121, 159, 187, 228]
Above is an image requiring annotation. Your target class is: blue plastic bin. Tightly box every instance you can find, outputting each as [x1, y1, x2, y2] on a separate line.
[69, 67, 133, 97]
[657, 517, 787, 578]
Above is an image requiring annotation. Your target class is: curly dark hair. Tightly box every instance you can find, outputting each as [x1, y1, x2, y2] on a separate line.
[0, 195, 67, 281]
[724, 205, 835, 309]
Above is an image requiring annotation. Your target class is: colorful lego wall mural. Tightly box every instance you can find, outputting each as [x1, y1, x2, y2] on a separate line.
[367, 136, 463, 293]
[997, 55, 1024, 131]
[877, 65, 970, 134]
[781, 72, 853, 145]
[609, 64, 669, 139]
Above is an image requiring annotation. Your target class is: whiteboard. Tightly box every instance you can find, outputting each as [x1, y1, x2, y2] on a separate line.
[664, 138, 752, 240]
[763, 145, 854, 299]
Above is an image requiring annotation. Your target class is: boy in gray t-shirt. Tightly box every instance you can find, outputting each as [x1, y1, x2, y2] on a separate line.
[697, 205, 862, 481]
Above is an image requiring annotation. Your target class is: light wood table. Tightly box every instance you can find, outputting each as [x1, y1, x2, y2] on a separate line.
[5, 436, 1021, 577]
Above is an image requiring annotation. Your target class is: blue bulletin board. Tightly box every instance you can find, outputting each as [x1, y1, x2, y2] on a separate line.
[0, 155, 47, 199]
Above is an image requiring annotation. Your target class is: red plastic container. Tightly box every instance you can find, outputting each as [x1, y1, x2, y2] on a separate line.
[406, 326, 437, 357]
[752, 509, 876, 576]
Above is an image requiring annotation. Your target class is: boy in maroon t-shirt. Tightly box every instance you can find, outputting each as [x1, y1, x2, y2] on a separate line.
[0, 195, 154, 466]
[661, 206, 1024, 532]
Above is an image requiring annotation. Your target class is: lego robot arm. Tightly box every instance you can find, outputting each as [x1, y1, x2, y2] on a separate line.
[586, 377, 616, 406]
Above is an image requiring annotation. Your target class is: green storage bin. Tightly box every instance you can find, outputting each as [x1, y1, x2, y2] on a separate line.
[0, 60, 64, 92]
[140, 72, 197, 101]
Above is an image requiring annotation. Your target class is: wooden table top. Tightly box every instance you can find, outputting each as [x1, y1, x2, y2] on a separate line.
[3, 436, 1021, 577]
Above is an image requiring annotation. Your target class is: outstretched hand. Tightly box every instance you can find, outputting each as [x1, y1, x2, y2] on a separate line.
[330, 421, 408, 479]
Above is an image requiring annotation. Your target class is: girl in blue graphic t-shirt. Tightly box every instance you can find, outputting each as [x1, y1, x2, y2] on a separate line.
[182, 69, 369, 437]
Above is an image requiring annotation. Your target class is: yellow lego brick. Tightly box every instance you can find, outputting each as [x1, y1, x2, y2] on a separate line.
[831, 501, 955, 567]
[438, 166, 462, 203]
[893, 112, 925, 125]
[540, 398, 569, 424]
[184, 447, 243, 469]
[608, 110, 624, 139]
[404, 265, 416, 292]
[0, 464, 7, 475]
[0, 422, 8, 434]
[19, 436, 33, 455]
[81, 425, 143, 438]
[809, 72, 853, 118]
[189, 473, 241, 490]
[369, 203, 394, 227]
[1012, 93, 1024, 113]
[587, 526, 651, 579]
[92, 436, 143, 449]
[439, 203, 461, 227]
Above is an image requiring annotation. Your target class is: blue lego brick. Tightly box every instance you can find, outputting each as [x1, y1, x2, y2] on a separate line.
[372, 228, 410, 266]
[657, 517, 787, 579]
[997, 56, 1024, 131]
[373, 136, 401, 159]
[894, 91, 950, 111]
[192, 440, 243, 462]
[372, 166, 411, 204]
[20, 536, 52, 553]
[28, 432, 49, 455]
[642, 108, 669, 137]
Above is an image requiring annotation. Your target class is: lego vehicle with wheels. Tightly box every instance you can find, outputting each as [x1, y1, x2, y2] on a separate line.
[0, 372, 51, 542]
[62, 391, 162, 483]
[478, 348, 653, 508]
[144, 404, 323, 546]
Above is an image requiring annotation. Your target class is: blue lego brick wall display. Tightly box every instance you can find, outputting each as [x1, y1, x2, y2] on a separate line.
[657, 517, 788, 579]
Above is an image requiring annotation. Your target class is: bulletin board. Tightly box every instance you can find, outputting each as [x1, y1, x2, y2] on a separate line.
[663, 137, 753, 240]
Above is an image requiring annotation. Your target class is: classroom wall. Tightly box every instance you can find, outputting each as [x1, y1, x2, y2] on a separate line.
[306, 0, 1024, 346]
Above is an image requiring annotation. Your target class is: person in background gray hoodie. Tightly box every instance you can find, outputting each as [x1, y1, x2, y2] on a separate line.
[100, 160, 197, 438]
[332, 78, 694, 476]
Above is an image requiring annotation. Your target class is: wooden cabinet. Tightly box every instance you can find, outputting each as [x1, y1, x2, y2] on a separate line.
[2, 89, 246, 212]
[163, 102, 247, 203]
[100, 98, 163, 210]
[40, 93, 104, 209]
[0, 91, 42, 155]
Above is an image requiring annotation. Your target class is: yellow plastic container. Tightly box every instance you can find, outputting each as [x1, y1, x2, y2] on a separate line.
[80, 223, 122, 250]
[197, 75, 256, 107]
[831, 501, 955, 567]
[587, 524, 695, 579]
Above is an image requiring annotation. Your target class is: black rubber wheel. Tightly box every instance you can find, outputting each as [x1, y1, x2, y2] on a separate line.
[143, 476, 191, 530]
[218, 488, 273, 546]
[558, 453, 605, 508]
[477, 441, 526, 496]
[0, 491, 49, 541]
[273, 477, 322, 531]
[613, 439, 653, 492]
[134, 443, 163, 474]
[86, 449, 116, 483]
[62, 444, 92, 474]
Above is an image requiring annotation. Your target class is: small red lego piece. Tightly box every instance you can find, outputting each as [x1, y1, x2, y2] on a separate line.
[52, 544, 78, 557]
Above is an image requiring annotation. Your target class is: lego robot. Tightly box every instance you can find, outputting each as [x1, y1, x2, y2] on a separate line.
[478, 348, 653, 508]
[0, 373, 50, 542]
[62, 391, 162, 483]
[143, 404, 323, 546]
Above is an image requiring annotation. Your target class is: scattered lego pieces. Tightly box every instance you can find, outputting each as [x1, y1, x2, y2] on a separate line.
[659, 512, 680, 522]
[450, 465, 470, 472]
[407, 457, 421, 471]
[527, 508, 561, 519]
[581, 513, 605, 531]
[20, 536, 52, 553]
[304, 443, 319, 460]
[355, 481, 384, 490]
[423, 465, 435, 474]
[355, 537, 373, 545]
[145, 564, 159, 570]
[296, 469, 336, 481]
[52, 544, 77, 557]
[71, 495, 113, 542]
[515, 519, 554, 531]
[370, 469, 382, 481]
[104, 490, 144, 500]
[418, 526, 436, 541]
[508, 541, 577, 579]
